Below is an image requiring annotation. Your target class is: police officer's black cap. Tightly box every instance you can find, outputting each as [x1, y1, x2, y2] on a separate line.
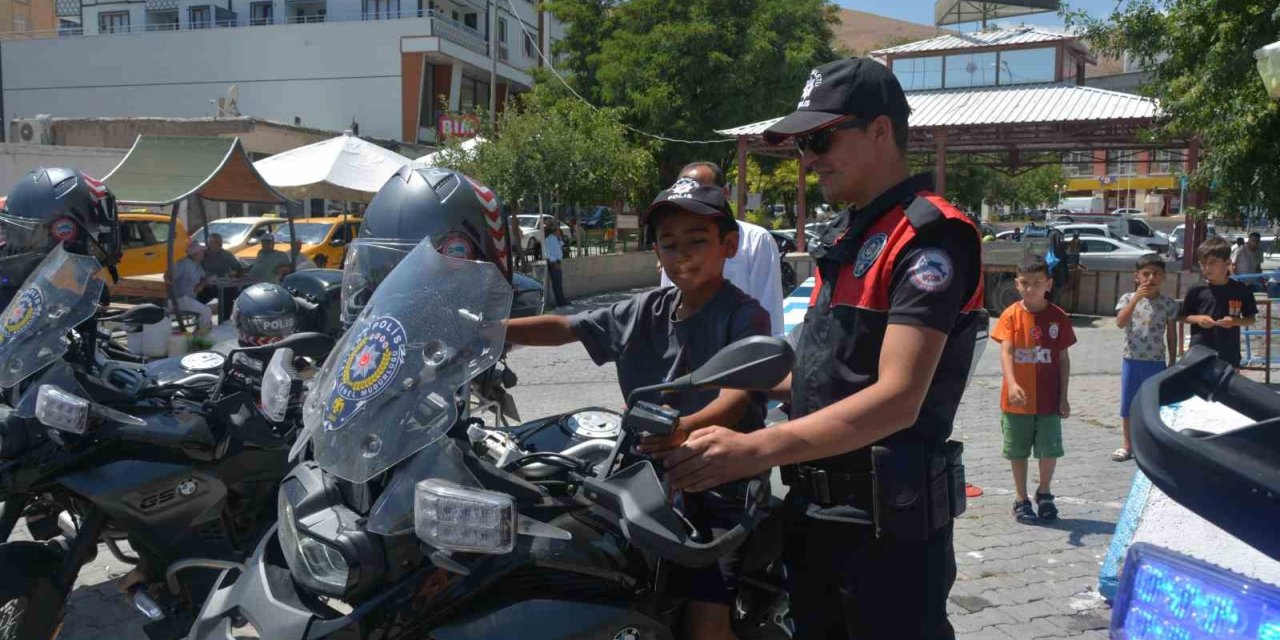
[763, 57, 911, 145]
[641, 178, 733, 226]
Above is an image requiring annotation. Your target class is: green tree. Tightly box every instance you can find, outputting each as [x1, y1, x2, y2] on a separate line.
[543, 0, 839, 181]
[1066, 0, 1280, 219]
[438, 83, 657, 214]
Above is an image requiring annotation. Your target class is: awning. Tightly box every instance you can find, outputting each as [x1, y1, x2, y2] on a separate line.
[102, 135, 288, 206]
[254, 131, 415, 203]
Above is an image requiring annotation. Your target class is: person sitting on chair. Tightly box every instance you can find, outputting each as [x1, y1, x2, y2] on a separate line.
[165, 243, 213, 334]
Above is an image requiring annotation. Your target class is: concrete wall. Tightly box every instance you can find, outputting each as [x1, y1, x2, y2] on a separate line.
[3, 19, 438, 140]
[0, 142, 127, 194]
[535, 251, 661, 301]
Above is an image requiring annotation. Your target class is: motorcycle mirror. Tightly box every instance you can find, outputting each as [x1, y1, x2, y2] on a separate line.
[235, 332, 335, 360]
[677, 336, 794, 391]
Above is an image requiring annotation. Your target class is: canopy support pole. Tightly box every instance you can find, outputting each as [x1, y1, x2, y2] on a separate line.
[935, 131, 948, 196]
[736, 136, 748, 221]
[796, 161, 808, 253]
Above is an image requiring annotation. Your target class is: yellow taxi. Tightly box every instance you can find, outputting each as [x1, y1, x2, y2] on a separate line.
[188, 216, 288, 254]
[114, 212, 189, 277]
[235, 217, 362, 268]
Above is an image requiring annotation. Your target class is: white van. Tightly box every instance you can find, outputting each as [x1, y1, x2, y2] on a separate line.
[1057, 196, 1105, 215]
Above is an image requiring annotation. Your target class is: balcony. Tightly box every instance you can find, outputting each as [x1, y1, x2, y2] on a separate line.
[2, 3, 488, 52]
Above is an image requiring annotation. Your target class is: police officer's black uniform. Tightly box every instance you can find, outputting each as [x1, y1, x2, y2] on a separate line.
[763, 58, 986, 639]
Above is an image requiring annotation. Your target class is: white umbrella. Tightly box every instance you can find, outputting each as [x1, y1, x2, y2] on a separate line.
[254, 130, 415, 203]
[416, 136, 486, 166]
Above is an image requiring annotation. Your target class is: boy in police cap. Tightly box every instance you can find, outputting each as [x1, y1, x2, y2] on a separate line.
[504, 178, 770, 640]
[662, 57, 985, 638]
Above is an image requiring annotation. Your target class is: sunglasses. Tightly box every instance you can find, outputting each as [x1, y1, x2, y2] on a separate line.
[794, 118, 871, 156]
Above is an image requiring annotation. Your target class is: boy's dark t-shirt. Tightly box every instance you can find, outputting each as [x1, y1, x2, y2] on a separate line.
[568, 282, 771, 426]
[1179, 279, 1258, 366]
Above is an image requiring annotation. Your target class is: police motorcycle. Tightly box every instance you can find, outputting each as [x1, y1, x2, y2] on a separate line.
[1107, 346, 1280, 638]
[0, 245, 336, 640]
[186, 235, 793, 640]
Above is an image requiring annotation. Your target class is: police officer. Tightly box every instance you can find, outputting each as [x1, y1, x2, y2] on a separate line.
[663, 58, 985, 638]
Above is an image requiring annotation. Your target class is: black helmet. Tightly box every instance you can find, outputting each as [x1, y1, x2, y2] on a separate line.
[343, 166, 511, 325]
[232, 283, 298, 346]
[0, 167, 121, 290]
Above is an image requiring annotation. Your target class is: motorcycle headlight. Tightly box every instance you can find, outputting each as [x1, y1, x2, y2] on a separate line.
[414, 479, 515, 554]
[277, 466, 384, 598]
[279, 494, 348, 590]
[261, 348, 301, 423]
[35, 385, 89, 434]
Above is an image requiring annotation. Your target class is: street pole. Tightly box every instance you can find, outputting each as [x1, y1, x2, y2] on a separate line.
[488, 0, 497, 126]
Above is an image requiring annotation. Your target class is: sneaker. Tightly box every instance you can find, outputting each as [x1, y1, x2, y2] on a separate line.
[1035, 491, 1058, 521]
[1013, 499, 1038, 523]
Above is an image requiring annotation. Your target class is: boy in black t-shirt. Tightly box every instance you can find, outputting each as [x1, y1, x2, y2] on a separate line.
[504, 178, 770, 640]
[1180, 237, 1257, 367]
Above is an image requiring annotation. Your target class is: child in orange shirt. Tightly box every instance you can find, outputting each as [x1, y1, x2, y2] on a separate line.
[991, 255, 1077, 524]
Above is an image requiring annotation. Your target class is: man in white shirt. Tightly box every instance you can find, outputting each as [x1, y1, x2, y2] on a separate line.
[660, 162, 784, 335]
[544, 221, 569, 307]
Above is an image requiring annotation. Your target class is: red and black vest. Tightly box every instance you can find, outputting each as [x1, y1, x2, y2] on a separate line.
[791, 173, 985, 470]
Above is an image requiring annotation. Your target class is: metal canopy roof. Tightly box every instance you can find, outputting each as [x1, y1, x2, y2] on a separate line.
[872, 26, 1084, 57]
[102, 135, 288, 206]
[933, 0, 1059, 27]
[717, 83, 1167, 157]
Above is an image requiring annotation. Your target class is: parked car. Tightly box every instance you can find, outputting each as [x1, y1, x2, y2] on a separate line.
[995, 229, 1019, 241]
[189, 216, 286, 254]
[770, 228, 822, 253]
[1111, 208, 1144, 217]
[517, 214, 572, 259]
[578, 205, 615, 229]
[1076, 236, 1157, 271]
[1051, 219, 1169, 254]
[114, 212, 189, 277]
[1168, 223, 1220, 259]
[236, 216, 362, 267]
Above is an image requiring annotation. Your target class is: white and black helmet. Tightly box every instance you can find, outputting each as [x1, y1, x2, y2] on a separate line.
[232, 283, 298, 346]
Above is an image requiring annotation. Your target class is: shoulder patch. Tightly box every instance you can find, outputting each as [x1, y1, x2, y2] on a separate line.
[906, 248, 953, 293]
[904, 197, 944, 231]
[853, 233, 888, 278]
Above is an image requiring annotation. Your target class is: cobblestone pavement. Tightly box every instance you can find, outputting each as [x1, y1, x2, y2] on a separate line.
[35, 293, 1138, 639]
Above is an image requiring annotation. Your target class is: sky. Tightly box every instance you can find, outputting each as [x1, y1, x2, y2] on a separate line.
[835, 0, 1122, 31]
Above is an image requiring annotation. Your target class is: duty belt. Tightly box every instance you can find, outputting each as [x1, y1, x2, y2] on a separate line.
[781, 464, 874, 508]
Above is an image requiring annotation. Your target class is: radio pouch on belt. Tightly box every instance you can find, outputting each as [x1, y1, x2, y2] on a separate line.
[945, 440, 967, 519]
[870, 443, 959, 540]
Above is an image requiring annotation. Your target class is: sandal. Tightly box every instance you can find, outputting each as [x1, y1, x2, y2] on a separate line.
[1013, 499, 1038, 523]
[1036, 491, 1059, 521]
[1111, 448, 1133, 462]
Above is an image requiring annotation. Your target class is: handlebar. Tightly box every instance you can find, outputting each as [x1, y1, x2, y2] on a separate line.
[581, 462, 767, 568]
[1131, 345, 1280, 561]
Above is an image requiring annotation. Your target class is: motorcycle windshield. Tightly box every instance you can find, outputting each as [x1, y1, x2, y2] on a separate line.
[301, 238, 511, 484]
[339, 239, 416, 328]
[0, 245, 104, 388]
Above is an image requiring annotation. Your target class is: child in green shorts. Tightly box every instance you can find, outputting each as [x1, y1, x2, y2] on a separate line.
[990, 255, 1077, 523]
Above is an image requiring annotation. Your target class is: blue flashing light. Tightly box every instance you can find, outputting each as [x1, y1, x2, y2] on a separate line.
[1112, 543, 1280, 639]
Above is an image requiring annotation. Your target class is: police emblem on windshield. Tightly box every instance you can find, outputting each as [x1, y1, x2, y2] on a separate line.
[323, 315, 407, 431]
[1, 287, 43, 339]
[853, 233, 888, 278]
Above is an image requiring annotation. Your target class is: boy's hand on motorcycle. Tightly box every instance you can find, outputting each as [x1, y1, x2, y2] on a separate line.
[635, 428, 688, 458]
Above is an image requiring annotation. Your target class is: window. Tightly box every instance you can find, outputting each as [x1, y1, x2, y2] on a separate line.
[1150, 149, 1186, 175]
[1106, 149, 1138, 176]
[148, 222, 172, 244]
[1071, 227, 1106, 237]
[249, 2, 272, 25]
[120, 222, 149, 249]
[497, 17, 506, 43]
[1128, 219, 1153, 237]
[895, 56, 942, 91]
[99, 11, 130, 33]
[996, 48, 1056, 85]
[1061, 151, 1093, 177]
[524, 31, 535, 58]
[463, 12, 476, 29]
[944, 52, 997, 88]
[363, 0, 398, 19]
[459, 76, 490, 112]
[1082, 239, 1116, 253]
[14, 15, 27, 31]
[189, 6, 211, 28]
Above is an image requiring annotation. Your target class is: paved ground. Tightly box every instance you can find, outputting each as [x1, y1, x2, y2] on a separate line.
[36, 289, 1142, 639]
